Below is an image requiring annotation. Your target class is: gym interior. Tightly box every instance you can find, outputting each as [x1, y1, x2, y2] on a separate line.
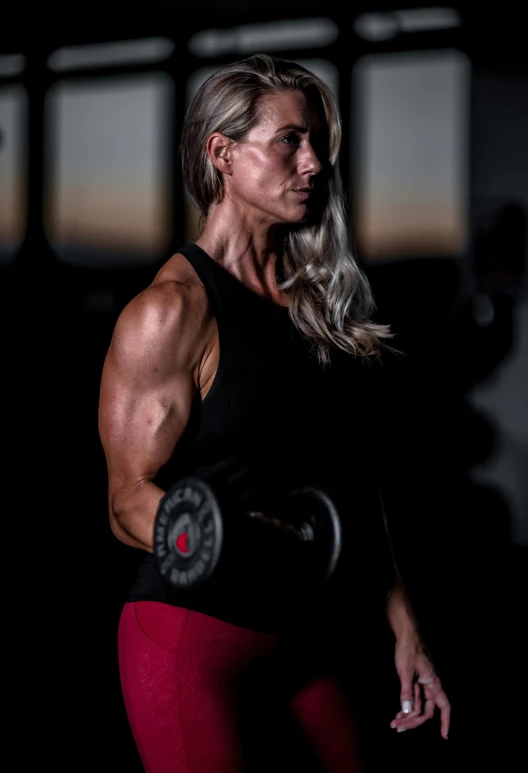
[2, 2, 526, 769]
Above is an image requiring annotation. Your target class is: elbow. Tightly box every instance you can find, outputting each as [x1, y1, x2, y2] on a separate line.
[107, 479, 159, 551]
[108, 499, 138, 548]
[109, 510, 127, 542]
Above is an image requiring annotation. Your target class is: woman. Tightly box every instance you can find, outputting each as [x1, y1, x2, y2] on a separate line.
[98, 53, 450, 772]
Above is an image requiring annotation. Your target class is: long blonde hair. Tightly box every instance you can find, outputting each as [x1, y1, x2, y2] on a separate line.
[180, 53, 392, 364]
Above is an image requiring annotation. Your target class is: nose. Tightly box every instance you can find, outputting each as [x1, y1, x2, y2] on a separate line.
[298, 141, 323, 177]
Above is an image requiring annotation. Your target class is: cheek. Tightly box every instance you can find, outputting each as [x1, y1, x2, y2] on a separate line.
[230, 148, 295, 205]
[239, 150, 290, 191]
[237, 169, 286, 201]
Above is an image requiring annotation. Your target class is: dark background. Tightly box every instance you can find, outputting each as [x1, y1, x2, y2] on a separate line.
[2, 2, 527, 770]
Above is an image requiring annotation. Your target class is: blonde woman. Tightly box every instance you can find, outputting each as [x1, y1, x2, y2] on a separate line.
[98, 53, 450, 773]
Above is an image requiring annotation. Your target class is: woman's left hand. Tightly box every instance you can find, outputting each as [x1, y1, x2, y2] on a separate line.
[390, 636, 451, 739]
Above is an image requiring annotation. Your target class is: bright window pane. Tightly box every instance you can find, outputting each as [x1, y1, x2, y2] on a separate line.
[45, 73, 173, 266]
[0, 85, 27, 264]
[353, 49, 470, 261]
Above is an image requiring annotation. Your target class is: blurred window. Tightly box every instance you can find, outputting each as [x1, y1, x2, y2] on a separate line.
[0, 84, 27, 264]
[44, 73, 173, 267]
[353, 48, 470, 261]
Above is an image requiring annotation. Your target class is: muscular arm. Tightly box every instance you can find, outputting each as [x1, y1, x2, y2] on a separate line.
[98, 274, 212, 552]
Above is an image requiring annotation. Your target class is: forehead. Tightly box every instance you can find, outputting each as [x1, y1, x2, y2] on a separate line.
[255, 89, 324, 132]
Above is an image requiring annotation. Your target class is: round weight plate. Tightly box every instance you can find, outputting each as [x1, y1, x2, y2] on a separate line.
[154, 477, 223, 588]
[288, 487, 342, 579]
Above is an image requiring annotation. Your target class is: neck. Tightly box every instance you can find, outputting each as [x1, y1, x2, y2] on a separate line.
[195, 205, 289, 305]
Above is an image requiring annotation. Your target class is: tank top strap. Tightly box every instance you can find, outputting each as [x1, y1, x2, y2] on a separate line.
[176, 243, 233, 331]
[175, 242, 292, 338]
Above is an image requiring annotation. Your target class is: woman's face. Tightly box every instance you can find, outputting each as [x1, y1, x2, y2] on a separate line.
[225, 89, 328, 227]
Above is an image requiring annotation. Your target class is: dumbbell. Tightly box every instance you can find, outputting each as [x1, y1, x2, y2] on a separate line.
[153, 477, 342, 590]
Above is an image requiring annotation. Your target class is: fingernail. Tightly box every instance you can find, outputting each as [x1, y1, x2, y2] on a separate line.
[397, 727, 407, 733]
[402, 700, 413, 714]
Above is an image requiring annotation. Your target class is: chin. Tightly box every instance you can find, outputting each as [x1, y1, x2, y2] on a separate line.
[275, 203, 314, 227]
[297, 205, 317, 225]
[289, 204, 310, 223]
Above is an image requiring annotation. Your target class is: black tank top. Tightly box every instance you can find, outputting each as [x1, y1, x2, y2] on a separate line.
[127, 244, 393, 633]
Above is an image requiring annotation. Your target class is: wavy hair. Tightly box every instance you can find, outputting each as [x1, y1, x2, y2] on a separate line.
[180, 53, 393, 364]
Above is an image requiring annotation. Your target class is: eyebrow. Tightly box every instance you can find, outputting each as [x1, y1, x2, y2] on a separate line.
[275, 124, 308, 134]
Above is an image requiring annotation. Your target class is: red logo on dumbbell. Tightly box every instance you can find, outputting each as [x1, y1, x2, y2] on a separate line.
[172, 513, 196, 558]
[176, 532, 190, 553]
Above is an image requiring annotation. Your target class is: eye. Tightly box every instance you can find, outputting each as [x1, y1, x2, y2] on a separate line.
[280, 132, 301, 146]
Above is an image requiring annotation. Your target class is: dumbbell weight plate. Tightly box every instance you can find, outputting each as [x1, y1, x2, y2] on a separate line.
[154, 477, 223, 587]
[288, 487, 342, 579]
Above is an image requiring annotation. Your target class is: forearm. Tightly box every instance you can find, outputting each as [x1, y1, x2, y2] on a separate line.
[109, 479, 165, 552]
[386, 575, 421, 644]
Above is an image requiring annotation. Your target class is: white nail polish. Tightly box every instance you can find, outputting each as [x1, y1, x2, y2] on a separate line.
[402, 700, 413, 714]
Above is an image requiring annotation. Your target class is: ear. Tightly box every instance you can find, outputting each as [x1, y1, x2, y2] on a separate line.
[206, 132, 233, 175]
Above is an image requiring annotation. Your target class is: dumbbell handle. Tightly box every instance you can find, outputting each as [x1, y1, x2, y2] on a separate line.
[247, 511, 313, 540]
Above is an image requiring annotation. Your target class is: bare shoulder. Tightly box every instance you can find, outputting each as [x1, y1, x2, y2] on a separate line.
[110, 252, 213, 370]
[152, 251, 207, 297]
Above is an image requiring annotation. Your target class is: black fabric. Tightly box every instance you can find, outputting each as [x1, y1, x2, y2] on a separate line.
[128, 243, 394, 633]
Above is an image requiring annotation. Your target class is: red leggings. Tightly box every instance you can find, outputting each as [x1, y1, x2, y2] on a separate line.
[118, 601, 363, 772]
